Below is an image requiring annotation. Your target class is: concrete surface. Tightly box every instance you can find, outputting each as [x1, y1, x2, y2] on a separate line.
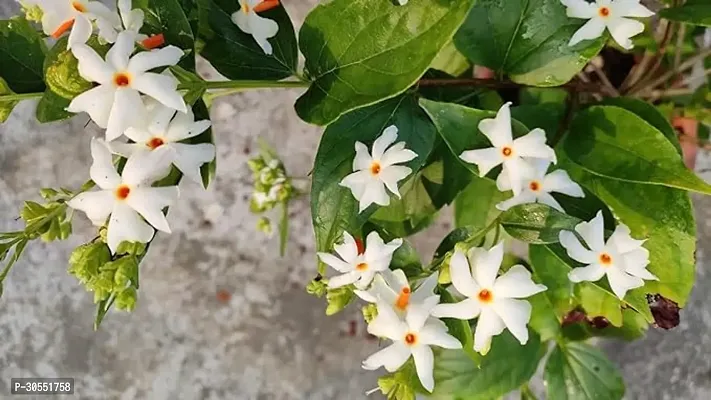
[1, 1, 710, 399]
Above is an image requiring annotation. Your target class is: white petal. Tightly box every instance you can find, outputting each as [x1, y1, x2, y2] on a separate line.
[335, 231, 359, 264]
[496, 191, 537, 211]
[327, 271, 359, 288]
[411, 273, 438, 303]
[318, 252, 354, 274]
[123, 127, 153, 144]
[419, 323, 462, 349]
[606, 266, 644, 299]
[121, 146, 174, 186]
[171, 143, 216, 184]
[492, 298, 532, 345]
[406, 296, 440, 331]
[411, 345, 435, 393]
[106, 88, 147, 141]
[431, 298, 482, 320]
[354, 289, 378, 303]
[126, 186, 178, 233]
[362, 342, 411, 372]
[67, 190, 115, 226]
[502, 158, 536, 196]
[473, 307, 506, 354]
[624, 258, 658, 281]
[448, 249, 480, 297]
[496, 170, 513, 192]
[537, 192, 565, 212]
[568, 263, 606, 283]
[40, 6, 73, 37]
[460, 147, 503, 177]
[472, 242, 504, 289]
[67, 14, 92, 49]
[613, 0, 655, 18]
[493, 265, 547, 299]
[94, 16, 119, 44]
[378, 165, 412, 198]
[355, 271, 377, 289]
[609, 224, 645, 253]
[478, 102, 513, 147]
[66, 84, 116, 128]
[372, 125, 399, 160]
[365, 232, 402, 262]
[353, 142, 372, 171]
[89, 138, 121, 189]
[71, 44, 114, 84]
[358, 180, 390, 212]
[380, 143, 417, 167]
[107, 31, 136, 71]
[512, 128, 556, 161]
[383, 269, 410, 292]
[358, 274, 398, 304]
[164, 108, 201, 141]
[128, 46, 185, 74]
[562, 0, 598, 18]
[131, 72, 187, 113]
[146, 103, 178, 136]
[569, 17, 606, 47]
[368, 301, 408, 340]
[542, 169, 584, 197]
[106, 202, 155, 254]
[575, 211, 606, 251]
[340, 170, 370, 205]
[607, 17, 645, 50]
[559, 231, 597, 264]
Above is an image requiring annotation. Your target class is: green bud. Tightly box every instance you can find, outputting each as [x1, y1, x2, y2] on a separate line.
[20, 2, 43, 22]
[325, 286, 355, 316]
[256, 217, 273, 236]
[99, 226, 108, 243]
[116, 241, 146, 256]
[68, 242, 112, 284]
[438, 254, 452, 285]
[116, 288, 138, 312]
[247, 157, 266, 174]
[93, 288, 110, 304]
[362, 303, 378, 324]
[306, 277, 328, 298]
[259, 168, 280, 186]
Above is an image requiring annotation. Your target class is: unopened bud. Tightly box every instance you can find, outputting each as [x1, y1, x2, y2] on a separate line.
[116, 287, 137, 312]
[362, 304, 378, 324]
[306, 277, 328, 298]
[20, 2, 43, 22]
[257, 217, 273, 236]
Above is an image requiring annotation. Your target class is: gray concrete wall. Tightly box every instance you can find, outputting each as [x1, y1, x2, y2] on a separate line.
[1, 1, 710, 399]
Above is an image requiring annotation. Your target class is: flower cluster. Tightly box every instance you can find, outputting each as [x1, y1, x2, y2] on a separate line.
[248, 155, 293, 214]
[562, 0, 654, 50]
[48, 1, 216, 255]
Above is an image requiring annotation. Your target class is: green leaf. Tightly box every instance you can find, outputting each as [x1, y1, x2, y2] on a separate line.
[430, 39, 471, 77]
[438, 289, 477, 361]
[564, 105, 711, 195]
[544, 342, 625, 400]
[201, 0, 297, 80]
[0, 77, 18, 123]
[500, 203, 582, 244]
[511, 103, 566, 142]
[659, 1, 711, 27]
[389, 240, 423, 278]
[186, 99, 216, 188]
[43, 36, 94, 99]
[432, 331, 544, 400]
[529, 244, 653, 326]
[378, 360, 425, 400]
[433, 226, 489, 261]
[295, 0, 475, 126]
[134, 0, 195, 69]
[562, 155, 696, 307]
[600, 97, 682, 156]
[421, 139, 473, 208]
[0, 17, 46, 94]
[520, 87, 569, 105]
[454, 175, 507, 230]
[454, 0, 604, 86]
[36, 90, 73, 123]
[311, 94, 436, 262]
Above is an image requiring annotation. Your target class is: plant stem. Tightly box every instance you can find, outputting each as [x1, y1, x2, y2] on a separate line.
[179, 80, 310, 91]
[589, 63, 620, 97]
[417, 78, 606, 94]
[0, 92, 44, 102]
[631, 48, 711, 96]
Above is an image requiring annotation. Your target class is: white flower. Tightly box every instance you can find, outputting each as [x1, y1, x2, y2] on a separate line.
[496, 159, 585, 212]
[363, 300, 462, 392]
[108, 99, 215, 184]
[340, 125, 418, 213]
[231, 0, 280, 55]
[354, 269, 439, 315]
[317, 231, 402, 289]
[26, 0, 120, 48]
[460, 103, 556, 196]
[431, 243, 547, 355]
[562, 0, 654, 50]
[559, 211, 658, 300]
[117, 0, 147, 41]
[67, 31, 187, 141]
[68, 139, 179, 254]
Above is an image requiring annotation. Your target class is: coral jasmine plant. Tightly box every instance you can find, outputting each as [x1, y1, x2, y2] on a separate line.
[1, 0, 709, 398]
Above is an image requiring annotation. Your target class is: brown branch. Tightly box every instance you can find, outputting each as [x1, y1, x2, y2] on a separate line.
[630, 48, 711, 96]
[621, 19, 673, 93]
[416, 78, 610, 95]
[552, 93, 579, 147]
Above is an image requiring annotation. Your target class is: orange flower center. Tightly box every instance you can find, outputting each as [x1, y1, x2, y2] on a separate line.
[404, 333, 417, 345]
[370, 162, 381, 176]
[395, 287, 411, 310]
[598, 7, 610, 17]
[478, 289, 493, 303]
[356, 262, 368, 271]
[115, 185, 131, 200]
[72, 1, 86, 12]
[529, 181, 540, 192]
[114, 73, 131, 87]
[502, 147, 513, 157]
[147, 137, 165, 149]
[241, 1, 250, 13]
[599, 253, 612, 266]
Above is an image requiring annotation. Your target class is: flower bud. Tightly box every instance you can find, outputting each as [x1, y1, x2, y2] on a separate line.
[20, 2, 43, 23]
[362, 304, 378, 324]
[116, 288, 138, 312]
[306, 277, 327, 298]
[256, 217, 273, 236]
[247, 157, 266, 174]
